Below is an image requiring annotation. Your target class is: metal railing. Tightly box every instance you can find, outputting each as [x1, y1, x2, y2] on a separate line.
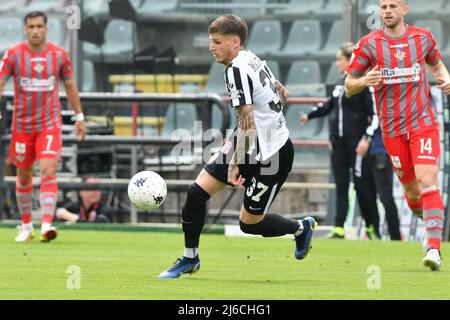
[0, 92, 230, 223]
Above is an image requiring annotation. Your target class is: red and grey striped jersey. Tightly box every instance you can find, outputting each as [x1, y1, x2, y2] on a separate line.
[347, 25, 440, 138]
[0, 41, 73, 133]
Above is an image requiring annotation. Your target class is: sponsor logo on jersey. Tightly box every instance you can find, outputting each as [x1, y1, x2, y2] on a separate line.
[33, 63, 44, 74]
[389, 43, 409, 49]
[381, 63, 421, 84]
[417, 155, 436, 161]
[20, 76, 55, 92]
[391, 156, 402, 168]
[426, 220, 438, 228]
[15, 142, 26, 154]
[394, 49, 406, 61]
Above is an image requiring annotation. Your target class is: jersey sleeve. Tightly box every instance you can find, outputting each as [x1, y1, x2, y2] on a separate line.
[425, 32, 441, 66]
[59, 51, 74, 81]
[0, 50, 15, 81]
[347, 39, 372, 77]
[225, 65, 253, 108]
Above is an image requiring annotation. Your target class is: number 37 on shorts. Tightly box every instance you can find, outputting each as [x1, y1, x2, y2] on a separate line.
[9, 129, 62, 168]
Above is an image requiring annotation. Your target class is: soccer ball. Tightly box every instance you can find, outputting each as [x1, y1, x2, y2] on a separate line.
[127, 171, 167, 210]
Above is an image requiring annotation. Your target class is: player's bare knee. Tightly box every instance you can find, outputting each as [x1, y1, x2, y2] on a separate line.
[17, 167, 33, 183]
[239, 208, 264, 225]
[418, 174, 437, 189]
[39, 163, 57, 178]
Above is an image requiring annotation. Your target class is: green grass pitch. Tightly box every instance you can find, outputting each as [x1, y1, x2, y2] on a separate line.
[0, 228, 449, 300]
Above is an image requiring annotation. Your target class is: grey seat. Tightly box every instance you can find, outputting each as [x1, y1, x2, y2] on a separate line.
[266, 60, 281, 81]
[313, 21, 343, 60]
[325, 64, 343, 85]
[83, 19, 135, 63]
[204, 63, 226, 95]
[275, 0, 325, 15]
[285, 85, 327, 98]
[83, 0, 143, 18]
[159, 103, 201, 160]
[82, 61, 96, 92]
[274, 20, 321, 59]
[0, 0, 28, 12]
[18, 0, 66, 12]
[139, 0, 178, 17]
[0, 17, 23, 53]
[285, 104, 323, 140]
[247, 20, 282, 57]
[414, 20, 444, 50]
[47, 18, 66, 48]
[286, 61, 321, 86]
[161, 103, 200, 137]
[317, 0, 345, 16]
[406, 0, 444, 14]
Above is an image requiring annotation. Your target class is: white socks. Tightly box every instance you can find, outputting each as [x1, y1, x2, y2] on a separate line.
[184, 247, 198, 259]
[294, 220, 304, 237]
[41, 223, 51, 232]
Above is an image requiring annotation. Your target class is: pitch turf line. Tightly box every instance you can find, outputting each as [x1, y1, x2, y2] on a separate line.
[0, 229, 449, 300]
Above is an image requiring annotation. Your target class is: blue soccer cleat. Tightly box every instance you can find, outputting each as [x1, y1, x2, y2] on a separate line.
[294, 217, 317, 260]
[158, 256, 201, 279]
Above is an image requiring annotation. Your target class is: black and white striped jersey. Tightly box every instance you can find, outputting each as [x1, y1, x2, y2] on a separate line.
[224, 50, 289, 161]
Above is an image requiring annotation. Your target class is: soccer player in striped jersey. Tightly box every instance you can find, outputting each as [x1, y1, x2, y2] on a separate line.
[345, 0, 450, 271]
[0, 11, 86, 242]
[159, 15, 317, 279]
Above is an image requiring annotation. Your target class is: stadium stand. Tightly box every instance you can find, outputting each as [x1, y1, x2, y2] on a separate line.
[47, 18, 66, 48]
[17, 0, 67, 13]
[83, 19, 135, 63]
[204, 63, 226, 95]
[82, 61, 97, 92]
[139, 0, 179, 16]
[247, 20, 282, 57]
[313, 20, 343, 61]
[274, 0, 325, 15]
[274, 20, 322, 60]
[0, 17, 24, 54]
[286, 61, 321, 86]
[0, 0, 28, 12]
[325, 64, 343, 86]
[414, 20, 444, 50]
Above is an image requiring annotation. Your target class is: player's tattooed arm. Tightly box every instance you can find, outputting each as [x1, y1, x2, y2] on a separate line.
[428, 60, 450, 95]
[228, 104, 257, 186]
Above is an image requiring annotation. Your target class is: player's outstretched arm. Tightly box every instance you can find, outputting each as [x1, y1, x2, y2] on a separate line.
[428, 60, 450, 95]
[227, 104, 257, 186]
[63, 79, 86, 141]
[345, 66, 381, 97]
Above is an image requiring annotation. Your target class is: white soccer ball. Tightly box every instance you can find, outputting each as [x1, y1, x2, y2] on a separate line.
[127, 171, 167, 210]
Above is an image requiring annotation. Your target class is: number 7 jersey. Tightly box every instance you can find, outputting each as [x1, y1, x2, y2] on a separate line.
[224, 50, 289, 161]
[0, 41, 73, 134]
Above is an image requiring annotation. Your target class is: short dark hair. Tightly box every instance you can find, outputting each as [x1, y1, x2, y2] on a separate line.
[24, 11, 47, 25]
[208, 14, 248, 46]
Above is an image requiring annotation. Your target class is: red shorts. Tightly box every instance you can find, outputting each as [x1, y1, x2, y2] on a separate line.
[383, 125, 441, 184]
[9, 129, 62, 168]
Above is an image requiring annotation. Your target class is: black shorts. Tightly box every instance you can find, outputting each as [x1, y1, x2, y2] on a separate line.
[204, 132, 294, 216]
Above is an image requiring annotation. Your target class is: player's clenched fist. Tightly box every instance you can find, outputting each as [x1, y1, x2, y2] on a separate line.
[364, 65, 382, 87]
[75, 119, 87, 141]
[438, 77, 450, 95]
